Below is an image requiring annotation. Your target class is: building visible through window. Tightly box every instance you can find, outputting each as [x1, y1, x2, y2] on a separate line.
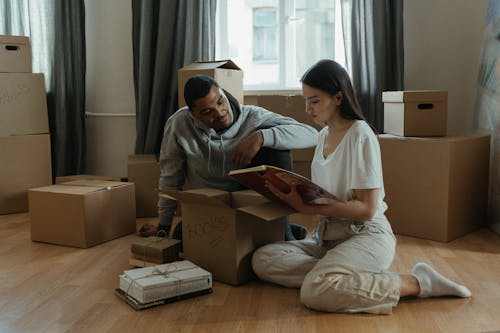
[216, 0, 345, 90]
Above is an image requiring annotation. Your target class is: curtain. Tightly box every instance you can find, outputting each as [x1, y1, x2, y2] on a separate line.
[0, 0, 86, 178]
[474, 0, 500, 235]
[340, 0, 404, 132]
[132, 0, 216, 155]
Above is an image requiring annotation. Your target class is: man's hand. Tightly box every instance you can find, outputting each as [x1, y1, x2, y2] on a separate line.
[232, 131, 263, 165]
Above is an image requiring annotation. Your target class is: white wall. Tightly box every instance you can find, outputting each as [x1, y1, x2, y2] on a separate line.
[85, 0, 135, 178]
[404, 0, 488, 133]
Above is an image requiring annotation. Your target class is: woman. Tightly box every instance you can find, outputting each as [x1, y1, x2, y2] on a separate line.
[251, 59, 471, 314]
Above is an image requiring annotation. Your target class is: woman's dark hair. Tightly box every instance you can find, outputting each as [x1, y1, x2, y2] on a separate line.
[301, 59, 367, 122]
[184, 75, 220, 109]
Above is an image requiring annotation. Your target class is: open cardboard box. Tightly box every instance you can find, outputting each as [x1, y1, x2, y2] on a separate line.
[161, 188, 294, 285]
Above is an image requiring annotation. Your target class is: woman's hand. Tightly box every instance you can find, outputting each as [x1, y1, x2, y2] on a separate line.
[266, 182, 317, 214]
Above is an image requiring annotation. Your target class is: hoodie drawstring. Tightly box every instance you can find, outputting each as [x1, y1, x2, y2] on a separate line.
[207, 133, 212, 174]
[220, 136, 226, 176]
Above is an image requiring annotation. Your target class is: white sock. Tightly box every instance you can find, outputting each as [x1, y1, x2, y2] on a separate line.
[411, 262, 471, 298]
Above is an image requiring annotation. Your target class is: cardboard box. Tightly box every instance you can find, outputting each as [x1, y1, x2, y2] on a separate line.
[29, 180, 136, 248]
[161, 188, 292, 285]
[0, 73, 49, 136]
[56, 174, 123, 184]
[292, 147, 315, 162]
[244, 94, 322, 131]
[382, 90, 447, 137]
[128, 155, 160, 217]
[379, 133, 490, 242]
[0, 35, 32, 73]
[119, 260, 212, 304]
[178, 60, 243, 108]
[131, 237, 182, 264]
[293, 161, 312, 179]
[0, 134, 52, 214]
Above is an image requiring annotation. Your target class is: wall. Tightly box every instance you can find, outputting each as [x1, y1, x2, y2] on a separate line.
[83, 1, 489, 176]
[85, 0, 135, 178]
[404, 0, 488, 133]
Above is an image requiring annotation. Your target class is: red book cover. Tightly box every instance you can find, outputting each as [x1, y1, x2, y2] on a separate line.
[229, 165, 340, 205]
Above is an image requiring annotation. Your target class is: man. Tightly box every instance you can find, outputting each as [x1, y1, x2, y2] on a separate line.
[140, 75, 318, 240]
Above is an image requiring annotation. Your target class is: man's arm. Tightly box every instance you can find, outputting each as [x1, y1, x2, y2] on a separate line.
[247, 105, 318, 150]
[157, 118, 187, 233]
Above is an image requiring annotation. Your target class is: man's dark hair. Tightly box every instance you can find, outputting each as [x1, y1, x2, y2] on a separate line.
[184, 75, 220, 109]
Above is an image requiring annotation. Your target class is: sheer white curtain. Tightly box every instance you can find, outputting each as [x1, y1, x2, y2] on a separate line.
[0, 0, 87, 177]
[0, 0, 54, 90]
[474, 0, 500, 235]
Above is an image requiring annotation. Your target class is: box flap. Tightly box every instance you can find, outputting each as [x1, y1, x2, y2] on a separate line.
[181, 60, 241, 71]
[161, 188, 231, 207]
[237, 201, 294, 221]
[382, 90, 448, 103]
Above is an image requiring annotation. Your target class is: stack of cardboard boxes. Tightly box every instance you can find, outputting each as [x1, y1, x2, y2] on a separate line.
[380, 91, 490, 242]
[0, 35, 52, 215]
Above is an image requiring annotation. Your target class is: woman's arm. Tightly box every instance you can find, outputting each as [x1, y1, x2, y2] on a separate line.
[267, 182, 379, 221]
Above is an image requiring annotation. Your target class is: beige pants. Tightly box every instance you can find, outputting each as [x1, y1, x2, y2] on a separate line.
[252, 216, 401, 314]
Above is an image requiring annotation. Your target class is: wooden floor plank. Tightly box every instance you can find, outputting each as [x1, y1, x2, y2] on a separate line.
[0, 212, 499, 332]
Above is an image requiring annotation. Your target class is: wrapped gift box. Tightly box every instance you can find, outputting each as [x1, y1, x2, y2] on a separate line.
[119, 260, 212, 304]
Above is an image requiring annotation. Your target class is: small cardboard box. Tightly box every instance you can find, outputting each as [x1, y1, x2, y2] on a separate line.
[0, 35, 32, 73]
[161, 188, 292, 285]
[128, 155, 160, 217]
[382, 90, 447, 137]
[0, 134, 52, 214]
[0, 73, 49, 136]
[55, 174, 123, 184]
[131, 237, 182, 264]
[379, 133, 490, 242]
[178, 60, 243, 108]
[29, 180, 136, 248]
[119, 260, 212, 304]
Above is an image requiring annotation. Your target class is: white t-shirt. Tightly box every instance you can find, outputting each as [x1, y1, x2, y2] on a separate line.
[311, 120, 388, 219]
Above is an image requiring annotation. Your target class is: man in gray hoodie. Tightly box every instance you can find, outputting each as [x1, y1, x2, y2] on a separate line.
[140, 75, 318, 240]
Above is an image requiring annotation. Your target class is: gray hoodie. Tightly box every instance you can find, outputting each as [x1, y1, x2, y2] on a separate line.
[158, 95, 318, 229]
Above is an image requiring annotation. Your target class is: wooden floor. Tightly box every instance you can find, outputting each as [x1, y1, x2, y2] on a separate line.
[1, 213, 500, 333]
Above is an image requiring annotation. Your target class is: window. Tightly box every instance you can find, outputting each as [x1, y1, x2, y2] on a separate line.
[253, 8, 278, 62]
[216, 0, 345, 90]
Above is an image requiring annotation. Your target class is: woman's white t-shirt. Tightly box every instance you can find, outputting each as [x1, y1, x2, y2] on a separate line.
[311, 120, 388, 219]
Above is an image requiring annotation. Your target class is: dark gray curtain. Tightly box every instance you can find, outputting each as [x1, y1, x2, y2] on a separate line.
[340, 0, 404, 132]
[0, 0, 86, 178]
[474, 0, 500, 235]
[132, 0, 216, 155]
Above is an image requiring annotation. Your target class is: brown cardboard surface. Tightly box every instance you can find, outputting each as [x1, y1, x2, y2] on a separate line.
[0, 73, 49, 136]
[293, 161, 312, 179]
[0, 35, 31, 73]
[178, 60, 243, 107]
[56, 174, 122, 184]
[291, 147, 315, 162]
[168, 188, 287, 285]
[128, 155, 160, 217]
[0, 134, 52, 214]
[382, 90, 447, 137]
[379, 133, 490, 242]
[245, 95, 322, 131]
[29, 181, 136, 248]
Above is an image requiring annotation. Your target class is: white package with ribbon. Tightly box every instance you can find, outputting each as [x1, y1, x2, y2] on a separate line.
[119, 260, 212, 304]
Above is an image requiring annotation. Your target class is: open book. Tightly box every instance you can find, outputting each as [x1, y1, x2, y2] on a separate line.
[229, 165, 340, 205]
